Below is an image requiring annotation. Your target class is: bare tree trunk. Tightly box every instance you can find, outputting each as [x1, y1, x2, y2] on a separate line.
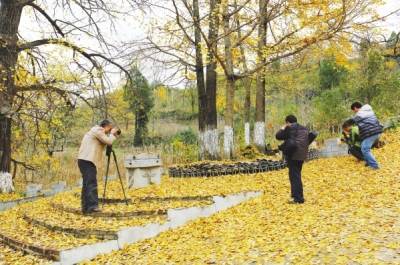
[254, 75, 266, 152]
[224, 78, 235, 158]
[254, 0, 267, 153]
[243, 78, 252, 146]
[235, 5, 252, 146]
[0, 2, 23, 173]
[222, 3, 236, 159]
[194, 0, 206, 153]
[198, 0, 221, 160]
[0, 118, 12, 173]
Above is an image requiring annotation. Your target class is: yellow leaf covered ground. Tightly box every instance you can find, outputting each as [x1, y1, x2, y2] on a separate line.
[79, 130, 400, 264]
[1, 130, 400, 264]
[0, 244, 51, 265]
[0, 191, 23, 202]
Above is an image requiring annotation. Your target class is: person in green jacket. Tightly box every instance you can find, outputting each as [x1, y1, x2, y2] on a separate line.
[341, 121, 365, 162]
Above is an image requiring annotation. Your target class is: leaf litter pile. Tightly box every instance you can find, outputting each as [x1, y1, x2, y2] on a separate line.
[0, 130, 400, 264]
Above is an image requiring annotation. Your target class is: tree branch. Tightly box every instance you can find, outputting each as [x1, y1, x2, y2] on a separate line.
[11, 158, 36, 173]
[14, 84, 94, 109]
[27, 3, 65, 37]
[17, 39, 131, 79]
[16, 0, 35, 7]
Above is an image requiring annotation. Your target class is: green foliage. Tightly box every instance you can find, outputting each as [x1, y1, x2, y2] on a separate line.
[386, 31, 399, 49]
[319, 55, 348, 91]
[15, 189, 26, 198]
[271, 60, 281, 71]
[133, 126, 148, 147]
[123, 66, 154, 147]
[370, 70, 400, 117]
[169, 140, 198, 163]
[359, 38, 371, 58]
[353, 49, 385, 104]
[158, 109, 198, 121]
[349, 48, 400, 117]
[146, 135, 164, 147]
[311, 86, 351, 132]
[170, 128, 198, 145]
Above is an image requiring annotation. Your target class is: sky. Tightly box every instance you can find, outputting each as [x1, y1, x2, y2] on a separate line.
[377, 0, 400, 34]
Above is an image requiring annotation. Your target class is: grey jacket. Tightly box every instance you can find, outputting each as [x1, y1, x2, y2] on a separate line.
[78, 125, 116, 167]
[347, 104, 382, 140]
[275, 122, 309, 161]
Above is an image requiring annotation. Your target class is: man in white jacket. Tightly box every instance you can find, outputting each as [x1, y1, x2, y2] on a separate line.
[78, 119, 119, 213]
[347, 102, 382, 169]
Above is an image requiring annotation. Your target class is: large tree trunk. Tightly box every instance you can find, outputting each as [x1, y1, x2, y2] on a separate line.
[236, 9, 252, 146]
[198, 0, 220, 160]
[224, 77, 235, 158]
[254, 75, 265, 151]
[222, 3, 236, 159]
[254, 0, 267, 153]
[0, 2, 23, 173]
[244, 80, 251, 146]
[0, 172, 15, 193]
[194, 0, 206, 141]
[0, 118, 12, 173]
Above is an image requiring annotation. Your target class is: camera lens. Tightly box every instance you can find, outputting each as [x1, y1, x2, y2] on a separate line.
[110, 127, 121, 135]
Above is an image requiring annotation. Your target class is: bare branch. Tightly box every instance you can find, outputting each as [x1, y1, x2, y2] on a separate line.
[27, 3, 65, 37]
[16, 0, 34, 7]
[17, 38, 131, 79]
[11, 158, 36, 171]
[14, 84, 94, 108]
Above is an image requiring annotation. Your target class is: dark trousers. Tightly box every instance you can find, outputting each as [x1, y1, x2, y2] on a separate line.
[78, 159, 99, 211]
[348, 145, 364, 161]
[286, 157, 304, 203]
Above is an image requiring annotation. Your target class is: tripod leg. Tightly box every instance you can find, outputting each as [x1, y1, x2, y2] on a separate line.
[102, 154, 112, 206]
[112, 150, 129, 205]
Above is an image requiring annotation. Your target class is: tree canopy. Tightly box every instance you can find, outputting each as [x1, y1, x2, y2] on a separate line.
[0, 0, 147, 173]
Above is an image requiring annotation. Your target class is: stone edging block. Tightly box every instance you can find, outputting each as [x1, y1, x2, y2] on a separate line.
[58, 240, 119, 265]
[0, 195, 44, 211]
[52, 190, 264, 265]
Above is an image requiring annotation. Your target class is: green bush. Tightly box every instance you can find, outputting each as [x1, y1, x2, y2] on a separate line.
[170, 128, 198, 145]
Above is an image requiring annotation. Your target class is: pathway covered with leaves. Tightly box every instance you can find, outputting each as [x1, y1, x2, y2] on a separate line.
[83, 131, 400, 264]
[0, 130, 400, 264]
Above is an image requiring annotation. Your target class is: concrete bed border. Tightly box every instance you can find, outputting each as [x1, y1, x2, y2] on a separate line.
[0, 194, 44, 211]
[50, 190, 264, 265]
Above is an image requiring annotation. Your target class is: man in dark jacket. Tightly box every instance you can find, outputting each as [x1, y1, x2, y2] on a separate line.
[347, 102, 382, 170]
[275, 115, 309, 204]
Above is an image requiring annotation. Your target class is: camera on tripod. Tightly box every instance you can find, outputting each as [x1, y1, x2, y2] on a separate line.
[103, 142, 128, 205]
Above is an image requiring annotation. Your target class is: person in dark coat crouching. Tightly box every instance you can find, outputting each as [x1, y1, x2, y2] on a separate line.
[275, 115, 309, 204]
[347, 102, 382, 170]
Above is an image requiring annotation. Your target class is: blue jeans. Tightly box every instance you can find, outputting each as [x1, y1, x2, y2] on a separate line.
[362, 134, 381, 169]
